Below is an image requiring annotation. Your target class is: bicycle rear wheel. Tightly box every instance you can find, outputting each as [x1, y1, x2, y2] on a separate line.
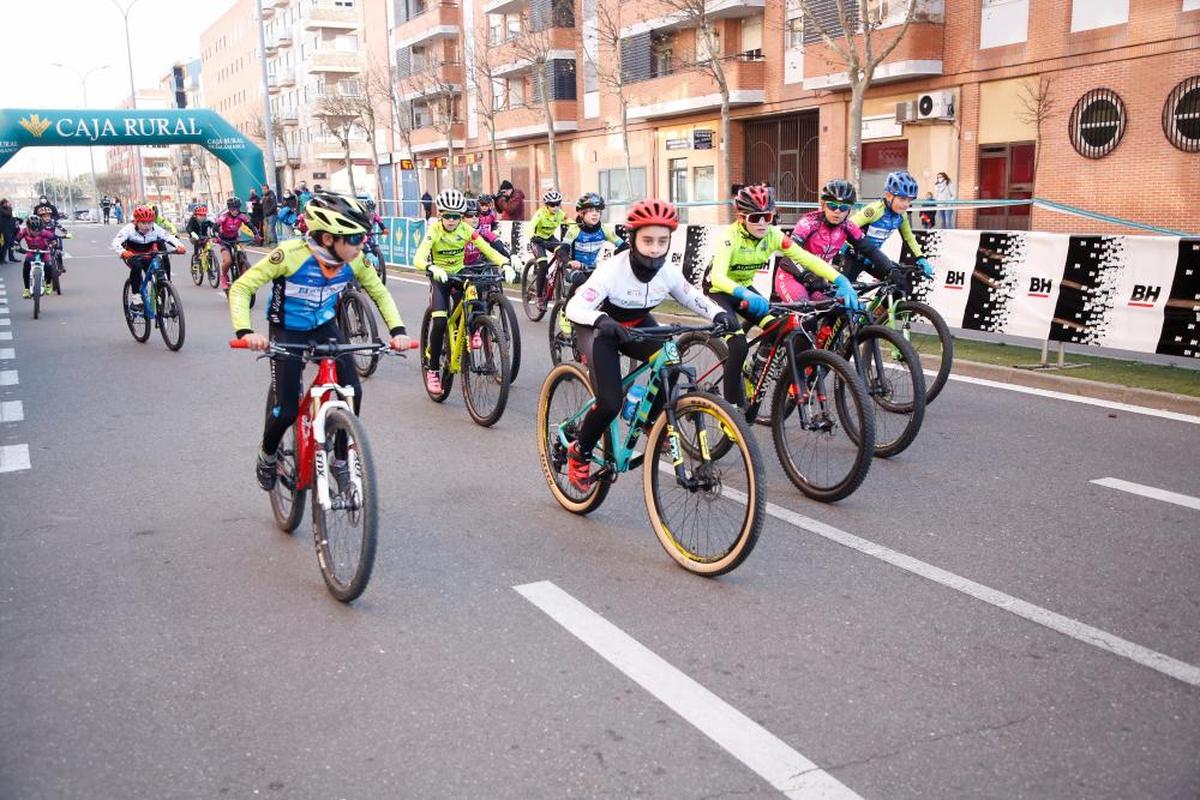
[891, 300, 953, 403]
[772, 349, 874, 502]
[32, 269, 41, 319]
[521, 260, 546, 321]
[311, 407, 377, 603]
[644, 392, 765, 576]
[237, 253, 257, 309]
[547, 300, 574, 366]
[267, 400, 306, 533]
[419, 307, 454, 402]
[489, 293, 522, 383]
[157, 280, 186, 351]
[339, 291, 380, 378]
[122, 279, 150, 342]
[536, 363, 611, 514]
[837, 324, 926, 458]
[462, 315, 510, 427]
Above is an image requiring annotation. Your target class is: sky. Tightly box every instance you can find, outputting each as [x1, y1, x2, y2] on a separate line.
[0, 0, 239, 176]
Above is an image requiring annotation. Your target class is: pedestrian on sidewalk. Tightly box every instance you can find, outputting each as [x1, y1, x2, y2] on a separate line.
[0, 199, 19, 262]
[248, 191, 263, 244]
[420, 191, 433, 220]
[935, 172, 956, 229]
[100, 195, 112, 224]
[261, 184, 278, 246]
[113, 199, 124, 224]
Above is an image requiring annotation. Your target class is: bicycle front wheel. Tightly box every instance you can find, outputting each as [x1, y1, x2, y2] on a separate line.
[190, 253, 204, 285]
[461, 315, 510, 427]
[489, 294, 522, 383]
[891, 300, 953, 403]
[339, 291, 380, 378]
[772, 348, 874, 502]
[311, 407, 378, 603]
[206, 250, 220, 288]
[157, 281, 186, 351]
[536, 363, 611, 514]
[520, 260, 546, 321]
[838, 324, 926, 458]
[644, 392, 766, 577]
[122, 279, 150, 342]
[547, 300, 573, 366]
[32, 269, 41, 319]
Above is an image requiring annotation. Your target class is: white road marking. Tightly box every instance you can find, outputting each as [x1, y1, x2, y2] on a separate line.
[0, 318, 9, 326]
[0, 348, 14, 360]
[1090, 477, 1200, 512]
[516, 580, 863, 799]
[687, 467, 1200, 688]
[934, 371, 1200, 425]
[0, 400, 24, 423]
[0, 370, 16, 386]
[0, 444, 30, 473]
[0, 332, 10, 341]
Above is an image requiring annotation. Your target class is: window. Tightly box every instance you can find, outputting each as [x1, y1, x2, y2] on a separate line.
[1069, 88, 1126, 158]
[506, 13, 522, 39]
[696, 25, 721, 63]
[740, 16, 763, 58]
[492, 78, 506, 111]
[980, 0, 1028, 48]
[507, 76, 525, 108]
[786, 16, 804, 50]
[693, 165, 716, 202]
[598, 167, 648, 217]
[1070, 0, 1128, 32]
[335, 34, 358, 53]
[651, 31, 673, 78]
[489, 14, 503, 44]
[1163, 76, 1200, 152]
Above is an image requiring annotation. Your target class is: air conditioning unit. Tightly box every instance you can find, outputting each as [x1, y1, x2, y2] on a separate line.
[916, 90, 955, 121]
[895, 101, 916, 124]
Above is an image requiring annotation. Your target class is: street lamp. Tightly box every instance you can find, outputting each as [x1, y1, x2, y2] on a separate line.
[109, 0, 145, 201]
[52, 63, 110, 221]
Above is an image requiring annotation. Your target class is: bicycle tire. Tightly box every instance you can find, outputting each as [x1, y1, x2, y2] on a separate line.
[190, 252, 204, 286]
[521, 260, 546, 321]
[892, 300, 953, 403]
[32, 269, 41, 319]
[547, 300, 572, 366]
[237, 252, 257, 309]
[462, 315, 510, 427]
[673, 332, 738, 460]
[311, 407, 377, 603]
[643, 391, 765, 576]
[340, 291, 380, 379]
[266, 397, 306, 533]
[206, 249, 220, 288]
[771, 348, 874, 503]
[489, 294, 522, 384]
[122, 279, 151, 342]
[837, 324, 925, 458]
[419, 307, 454, 402]
[536, 363, 612, 515]
[157, 280, 186, 351]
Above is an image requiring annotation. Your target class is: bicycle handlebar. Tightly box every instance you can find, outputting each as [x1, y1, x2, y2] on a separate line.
[624, 322, 727, 341]
[229, 338, 419, 359]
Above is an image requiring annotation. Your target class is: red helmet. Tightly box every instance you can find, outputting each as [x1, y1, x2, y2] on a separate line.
[195, 205, 208, 216]
[625, 199, 679, 231]
[734, 185, 775, 215]
[133, 205, 156, 223]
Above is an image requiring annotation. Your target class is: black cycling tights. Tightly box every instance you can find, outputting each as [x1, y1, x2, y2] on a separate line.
[262, 320, 360, 456]
[707, 290, 771, 409]
[426, 281, 462, 371]
[574, 317, 663, 458]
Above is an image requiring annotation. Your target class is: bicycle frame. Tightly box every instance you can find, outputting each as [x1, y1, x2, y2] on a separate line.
[292, 355, 359, 512]
[445, 274, 496, 374]
[555, 339, 703, 484]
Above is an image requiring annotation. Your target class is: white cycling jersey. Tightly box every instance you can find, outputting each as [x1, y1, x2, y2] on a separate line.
[110, 222, 185, 255]
[567, 250, 721, 326]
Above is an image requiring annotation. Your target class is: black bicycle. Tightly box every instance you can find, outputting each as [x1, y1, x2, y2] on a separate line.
[520, 241, 568, 322]
[337, 282, 381, 379]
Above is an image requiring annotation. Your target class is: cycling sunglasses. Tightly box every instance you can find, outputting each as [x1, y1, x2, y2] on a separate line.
[745, 211, 775, 224]
[545, 202, 561, 208]
[824, 201, 852, 213]
[441, 213, 463, 221]
[340, 233, 366, 246]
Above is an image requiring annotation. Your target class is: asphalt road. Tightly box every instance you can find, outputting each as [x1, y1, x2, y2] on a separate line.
[1, 225, 1197, 799]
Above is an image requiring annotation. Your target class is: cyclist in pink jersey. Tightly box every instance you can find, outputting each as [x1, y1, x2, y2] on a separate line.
[214, 196, 257, 290]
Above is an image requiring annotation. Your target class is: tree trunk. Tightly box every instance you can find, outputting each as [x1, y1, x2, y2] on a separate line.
[488, 124, 499, 190]
[720, 91, 731, 224]
[847, 76, 867, 189]
[343, 141, 358, 196]
[366, 136, 382, 204]
[620, 93, 633, 195]
[542, 83, 561, 190]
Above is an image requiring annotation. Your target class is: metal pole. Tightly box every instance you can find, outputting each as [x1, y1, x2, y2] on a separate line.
[54, 64, 109, 221]
[64, 151, 77, 220]
[112, 0, 145, 200]
[255, 0, 278, 191]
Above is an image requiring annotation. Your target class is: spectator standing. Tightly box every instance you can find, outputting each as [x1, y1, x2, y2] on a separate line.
[0, 199, 19, 261]
[934, 172, 956, 229]
[248, 190, 263, 243]
[420, 191, 434, 220]
[496, 179, 526, 221]
[261, 185, 279, 246]
[100, 195, 113, 224]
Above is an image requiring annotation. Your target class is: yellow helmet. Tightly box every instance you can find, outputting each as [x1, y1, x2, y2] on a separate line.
[304, 191, 371, 236]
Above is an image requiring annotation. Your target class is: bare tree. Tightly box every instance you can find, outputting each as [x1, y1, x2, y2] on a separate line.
[366, 58, 418, 184]
[792, 0, 921, 186]
[250, 112, 299, 190]
[468, 28, 503, 189]
[408, 62, 463, 187]
[588, 0, 634, 192]
[317, 92, 364, 196]
[1015, 75, 1056, 196]
[510, 4, 572, 191]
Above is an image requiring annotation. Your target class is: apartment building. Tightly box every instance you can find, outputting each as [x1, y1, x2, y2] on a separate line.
[105, 89, 179, 214]
[382, 0, 1199, 232]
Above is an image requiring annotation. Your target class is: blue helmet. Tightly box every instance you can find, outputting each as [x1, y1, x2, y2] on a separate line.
[885, 171, 919, 199]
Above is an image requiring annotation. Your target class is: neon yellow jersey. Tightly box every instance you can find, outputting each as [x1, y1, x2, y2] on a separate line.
[530, 206, 566, 240]
[412, 220, 507, 275]
[705, 222, 839, 295]
[155, 214, 177, 235]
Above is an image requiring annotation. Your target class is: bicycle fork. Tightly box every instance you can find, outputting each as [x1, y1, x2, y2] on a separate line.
[310, 389, 362, 512]
[784, 338, 835, 432]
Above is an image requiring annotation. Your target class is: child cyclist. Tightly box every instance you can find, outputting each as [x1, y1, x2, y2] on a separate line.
[228, 192, 411, 491]
[214, 197, 258, 291]
[184, 205, 216, 265]
[844, 170, 934, 293]
[16, 215, 63, 298]
[555, 192, 627, 335]
[529, 188, 567, 308]
[702, 185, 860, 412]
[363, 198, 389, 282]
[111, 205, 187, 305]
[564, 199, 739, 492]
[477, 194, 498, 232]
[415, 189, 510, 395]
[463, 198, 512, 268]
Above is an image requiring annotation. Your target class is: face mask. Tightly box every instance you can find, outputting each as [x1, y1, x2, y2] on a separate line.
[629, 240, 667, 281]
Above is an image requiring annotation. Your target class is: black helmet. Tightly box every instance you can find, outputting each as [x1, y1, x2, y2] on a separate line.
[464, 198, 480, 216]
[478, 193, 494, 205]
[26, 215, 43, 232]
[820, 179, 857, 205]
[227, 196, 242, 211]
[576, 192, 605, 211]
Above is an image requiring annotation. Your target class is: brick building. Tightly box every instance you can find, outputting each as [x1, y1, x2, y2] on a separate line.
[381, 0, 1199, 231]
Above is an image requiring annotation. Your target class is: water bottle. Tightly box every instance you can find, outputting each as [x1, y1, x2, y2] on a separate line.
[620, 384, 647, 422]
[748, 344, 771, 385]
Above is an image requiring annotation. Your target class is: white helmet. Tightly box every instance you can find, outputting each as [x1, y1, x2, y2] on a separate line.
[542, 189, 562, 204]
[437, 189, 467, 214]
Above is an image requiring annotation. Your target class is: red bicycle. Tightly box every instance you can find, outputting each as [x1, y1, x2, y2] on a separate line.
[230, 337, 416, 602]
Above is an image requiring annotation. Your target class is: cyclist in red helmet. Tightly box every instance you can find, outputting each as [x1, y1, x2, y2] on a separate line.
[185, 204, 216, 264]
[111, 205, 186, 307]
[563, 198, 738, 491]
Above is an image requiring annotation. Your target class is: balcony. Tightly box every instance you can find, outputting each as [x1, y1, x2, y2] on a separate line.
[396, 23, 461, 51]
[272, 0, 288, 7]
[279, 110, 300, 126]
[304, 5, 361, 31]
[265, 39, 278, 55]
[267, 74, 282, 94]
[276, 31, 293, 48]
[409, 123, 466, 153]
[492, 41, 576, 78]
[279, 67, 296, 86]
[620, 0, 763, 37]
[399, 63, 465, 101]
[626, 57, 765, 120]
[801, 1, 945, 90]
[314, 138, 373, 160]
[494, 101, 578, 141]
[393, 2, 461, 47]
[483, 0, 525, 15]
[309, 49, 365, 73]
